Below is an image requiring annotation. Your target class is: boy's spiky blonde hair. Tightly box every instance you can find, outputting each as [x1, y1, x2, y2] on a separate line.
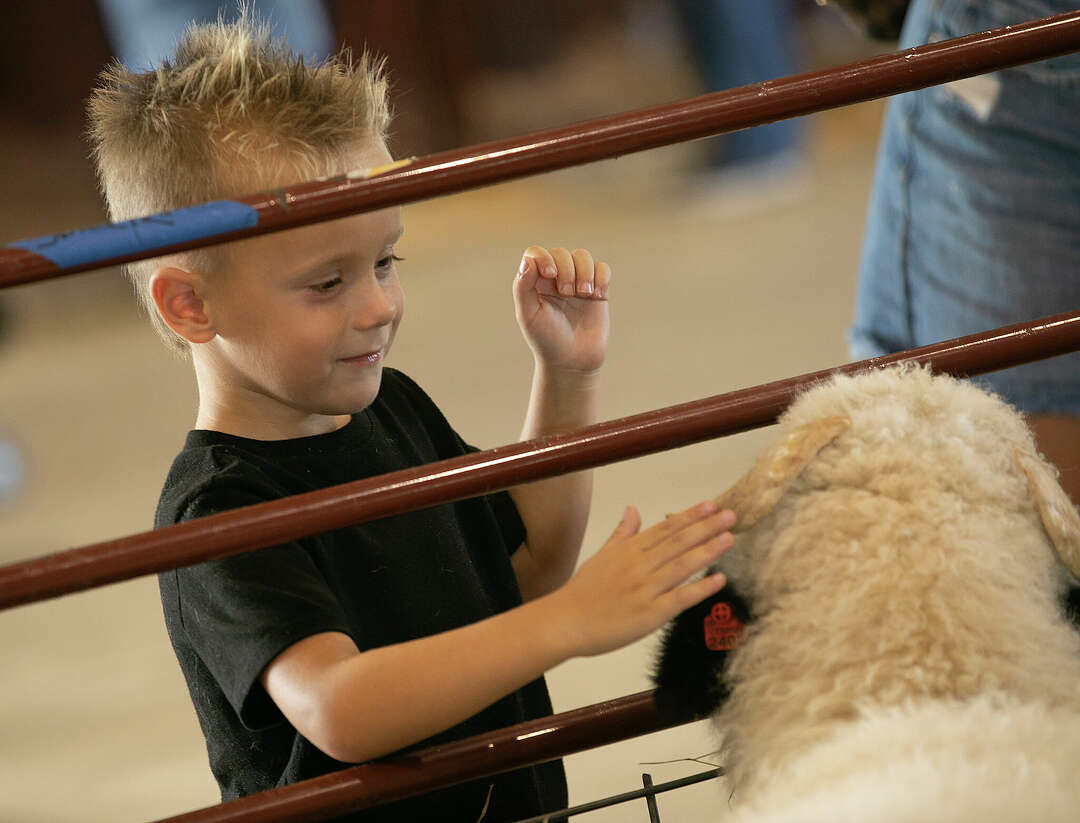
[88, 12, 391, 352]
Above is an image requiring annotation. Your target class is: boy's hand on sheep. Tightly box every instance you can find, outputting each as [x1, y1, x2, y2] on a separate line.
[514, 245, 611, 375]
[547, 501, 736, 657]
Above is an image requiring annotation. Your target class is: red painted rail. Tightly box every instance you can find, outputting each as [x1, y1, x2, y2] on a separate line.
[3, 9, 1080, 289]
[2, 307, 1079, 612]
[151, 690, 678, 823]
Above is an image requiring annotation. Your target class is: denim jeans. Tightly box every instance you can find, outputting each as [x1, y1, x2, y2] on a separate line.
[96, 0, 334, 70]
[674, 0, 804, 167]
[850, 0, 1080, 413]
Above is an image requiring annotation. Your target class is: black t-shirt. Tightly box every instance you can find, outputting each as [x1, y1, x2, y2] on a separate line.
[156, 368, 567, 822]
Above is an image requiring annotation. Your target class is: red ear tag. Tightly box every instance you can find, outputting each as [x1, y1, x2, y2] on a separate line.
[704, 602, 743, 651]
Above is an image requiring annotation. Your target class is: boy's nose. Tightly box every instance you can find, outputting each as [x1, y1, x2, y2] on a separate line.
[351, 276, 397, 329]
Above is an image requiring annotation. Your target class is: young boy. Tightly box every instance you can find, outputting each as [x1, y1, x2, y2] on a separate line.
[88, 16, 735, 822]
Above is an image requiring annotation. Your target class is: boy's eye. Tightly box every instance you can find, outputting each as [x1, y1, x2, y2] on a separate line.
[376, 254, 404, 271]
[310, 276, 343, 293]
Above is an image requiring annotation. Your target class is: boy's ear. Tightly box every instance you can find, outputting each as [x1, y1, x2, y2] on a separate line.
[150, 266, 216, 344]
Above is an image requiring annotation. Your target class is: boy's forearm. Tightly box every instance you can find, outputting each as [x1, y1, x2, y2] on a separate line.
[509, 364, 599, 598]
[316, 592, 577, 763]
[519, 362, 599, 439]
[271, 497, 736, 766]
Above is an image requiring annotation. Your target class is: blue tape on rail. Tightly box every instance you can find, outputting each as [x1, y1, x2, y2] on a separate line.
[7, 200, 260, 268]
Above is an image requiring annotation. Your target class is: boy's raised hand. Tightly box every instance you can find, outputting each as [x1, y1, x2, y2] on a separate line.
[544, 501, 737, 658]
[511, 246, 730, 660]
[514, 246, 611, 374]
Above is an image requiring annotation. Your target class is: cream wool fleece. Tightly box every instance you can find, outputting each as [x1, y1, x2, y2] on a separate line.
[732, 694, 1080, 822]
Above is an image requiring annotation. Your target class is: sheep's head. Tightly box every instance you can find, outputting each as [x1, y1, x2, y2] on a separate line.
[653, 365, 1080, 723]
[716, 366, 1080, 590]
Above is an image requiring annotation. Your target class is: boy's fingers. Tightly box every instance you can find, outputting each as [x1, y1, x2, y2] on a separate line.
[647, 511, 735, 570]
[518, 245, 608, 300]
[639, 500, 722, 548]
[612, 505, 642, 539]
[571, 248, 595, 297]
[516, 253, 540, 293]
[664, 571, 728, 616]
[522, 246, 557, 283]
[550, 247, 576, 297]
[594, 261, 612, 300]
[653, 533, 733, 593]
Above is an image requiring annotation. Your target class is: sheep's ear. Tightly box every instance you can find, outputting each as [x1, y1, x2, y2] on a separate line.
[717, 416, 850, 532]
[1014, 450, 1080, 579]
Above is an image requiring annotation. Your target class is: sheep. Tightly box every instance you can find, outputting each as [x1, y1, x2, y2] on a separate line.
[652, 365, 1080, 821]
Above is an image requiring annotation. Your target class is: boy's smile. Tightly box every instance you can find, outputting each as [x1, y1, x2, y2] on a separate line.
[186, 141, 404, 440]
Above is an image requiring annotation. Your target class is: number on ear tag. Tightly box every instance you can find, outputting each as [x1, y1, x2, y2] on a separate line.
[704, 602, 743, 651]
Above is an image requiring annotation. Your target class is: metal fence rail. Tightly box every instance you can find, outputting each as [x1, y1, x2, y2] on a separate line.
[2, 307, 1079, 612]
[149, 691, 680, 823]
[2, 10, 1079, 289]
